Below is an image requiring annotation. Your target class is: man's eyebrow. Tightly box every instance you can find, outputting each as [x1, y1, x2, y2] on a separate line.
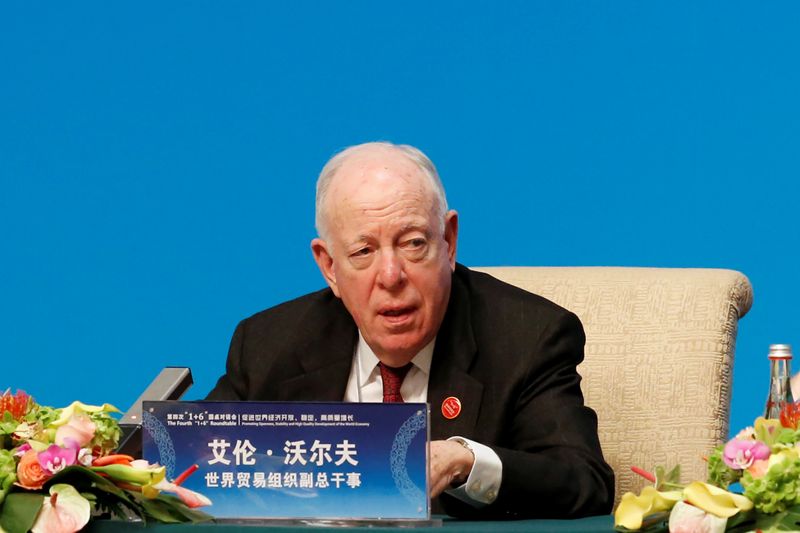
[351, 234, 372, 245]
[398, 223, 431, 235]
[347, 224, 430, 247]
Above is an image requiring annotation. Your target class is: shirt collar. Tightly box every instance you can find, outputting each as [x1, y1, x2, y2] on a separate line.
[356, 332, 435, 384]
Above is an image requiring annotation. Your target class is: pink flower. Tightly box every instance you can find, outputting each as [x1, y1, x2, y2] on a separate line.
[723, 439, 770, 469]
[31, 484, 91, 533]
[156, 480, 213, 508]
[14, 442, 32, 457]
[55, 414, 96, 448]
[38, 444, 78, 475]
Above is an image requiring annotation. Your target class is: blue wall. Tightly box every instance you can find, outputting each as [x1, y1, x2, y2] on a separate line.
[2, 2, 798, 435]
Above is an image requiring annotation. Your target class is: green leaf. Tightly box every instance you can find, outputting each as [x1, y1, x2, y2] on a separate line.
[30, 406, 60, 428]
[614, 511, 669, 533]
[48, 466, 129, 499]
[0, 412, 18, 437]
[125, 493, 213, 524]
[0, 449, 17, 506]
[154, 494, 213, 523]
[88, 411, 121, 453]
[743, 455, 800, 513]
[131, 495, 183, 523]
[706, 445, 741, 490]
[750, 505, 800, 532]
[654, 465, 681, 491]
[0, 492, 44, 533]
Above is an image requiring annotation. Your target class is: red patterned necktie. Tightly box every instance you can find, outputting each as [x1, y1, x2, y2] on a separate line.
[378, 362, 413, 403]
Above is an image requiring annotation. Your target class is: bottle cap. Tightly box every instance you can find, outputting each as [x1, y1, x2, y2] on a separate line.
[768, 344, 793, 359]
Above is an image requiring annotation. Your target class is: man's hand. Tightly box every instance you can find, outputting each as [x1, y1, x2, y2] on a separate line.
[428, 439, 475, 498]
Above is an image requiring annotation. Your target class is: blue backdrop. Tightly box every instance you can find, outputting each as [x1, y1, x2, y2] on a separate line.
[2, 2, 798, 436]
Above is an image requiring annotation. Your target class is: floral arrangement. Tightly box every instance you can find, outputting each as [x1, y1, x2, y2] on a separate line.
[0, 389, 212, 533]
[615, 404, 800, 533]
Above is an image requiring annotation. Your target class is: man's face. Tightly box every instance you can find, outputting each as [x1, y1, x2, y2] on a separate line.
[312, 148, 458, 366]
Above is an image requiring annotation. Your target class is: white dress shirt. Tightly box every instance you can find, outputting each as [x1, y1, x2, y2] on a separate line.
[343, 333, 502, 506]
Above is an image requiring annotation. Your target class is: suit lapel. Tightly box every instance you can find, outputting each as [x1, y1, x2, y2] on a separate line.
[278, 360, 353, 401]
[273, 267, 486, 434]
[277, 295, 358, 401]
[428, 268, 484, 440]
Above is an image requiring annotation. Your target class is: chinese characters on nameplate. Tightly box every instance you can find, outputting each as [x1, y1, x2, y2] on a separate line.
[142, 402, 429, 520]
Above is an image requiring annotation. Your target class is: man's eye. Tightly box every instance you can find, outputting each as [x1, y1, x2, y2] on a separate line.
[406, 238, 426, 249]
[352, 247, 371, 257]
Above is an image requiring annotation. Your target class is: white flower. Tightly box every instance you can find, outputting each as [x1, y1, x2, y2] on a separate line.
[77, 448, 94, 466]
[668, 501, 727, 533]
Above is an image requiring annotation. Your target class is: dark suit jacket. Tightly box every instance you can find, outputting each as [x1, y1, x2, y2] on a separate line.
[207, 264, 614, 518]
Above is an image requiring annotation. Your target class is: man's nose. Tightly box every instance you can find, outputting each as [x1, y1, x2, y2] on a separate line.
[376, 250, 406, 290]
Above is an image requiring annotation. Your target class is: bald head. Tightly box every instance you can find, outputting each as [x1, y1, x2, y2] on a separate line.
[315, 142, 448, 242]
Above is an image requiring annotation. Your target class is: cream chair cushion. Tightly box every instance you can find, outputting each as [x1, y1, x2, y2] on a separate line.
[472, 266, 753, 505]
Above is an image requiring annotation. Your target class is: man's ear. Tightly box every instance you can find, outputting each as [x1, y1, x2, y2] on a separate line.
[311, 238, 340, 297]
[443, 210, 459, 271]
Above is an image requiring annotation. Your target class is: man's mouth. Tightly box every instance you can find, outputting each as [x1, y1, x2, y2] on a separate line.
[378, 306, 415, 323]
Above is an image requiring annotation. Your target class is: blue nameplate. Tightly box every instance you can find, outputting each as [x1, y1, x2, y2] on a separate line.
[142, 401, 430, 520]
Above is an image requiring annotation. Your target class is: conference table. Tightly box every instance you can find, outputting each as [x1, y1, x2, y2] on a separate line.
[86, 515, 614, 532]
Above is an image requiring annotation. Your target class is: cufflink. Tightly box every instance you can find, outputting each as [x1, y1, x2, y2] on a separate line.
[453, 437, 474, 458]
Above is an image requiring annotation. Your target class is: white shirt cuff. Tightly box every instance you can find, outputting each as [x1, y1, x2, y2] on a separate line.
[444, 436, 502, 507]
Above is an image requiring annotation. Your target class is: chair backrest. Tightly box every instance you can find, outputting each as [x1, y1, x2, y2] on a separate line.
[472, 266, 753, 505]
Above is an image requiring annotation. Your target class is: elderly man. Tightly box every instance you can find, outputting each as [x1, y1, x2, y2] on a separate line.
[208, 142, 614, 518]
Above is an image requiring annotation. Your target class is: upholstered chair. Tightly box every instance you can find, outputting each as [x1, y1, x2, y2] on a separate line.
[473, 266, 753, 506]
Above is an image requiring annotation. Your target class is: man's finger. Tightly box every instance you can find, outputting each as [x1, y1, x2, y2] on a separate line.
[428, 440, 475, 497]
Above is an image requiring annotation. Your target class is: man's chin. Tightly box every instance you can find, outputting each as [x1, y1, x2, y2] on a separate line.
[370, 336, 429, 365]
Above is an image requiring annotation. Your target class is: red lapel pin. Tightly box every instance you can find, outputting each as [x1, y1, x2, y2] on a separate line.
[441, 396, 462, 420]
